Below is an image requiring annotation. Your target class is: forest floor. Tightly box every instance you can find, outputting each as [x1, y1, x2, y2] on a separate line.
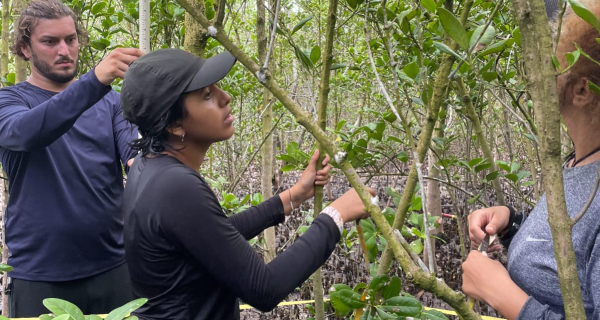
[239, 171, 508, 320]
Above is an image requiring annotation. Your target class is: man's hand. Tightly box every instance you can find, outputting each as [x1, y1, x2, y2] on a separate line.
[95, 48, 145, 85]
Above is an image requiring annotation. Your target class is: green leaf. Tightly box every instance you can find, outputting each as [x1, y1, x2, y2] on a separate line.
[485, 171, 500, 181]
[54, 315, 72, 320]
[347, 0, 358, 9]
[437, 7, 469, 50]
[330, 289, 368, 317]
[477, 39, 514, 57]
[365, 232, 377, 251]
[397, 151, 408, 162]
[566, 50, 581, 67]
[6, 73, 15, 85]
[331, 63, 348, 70]
[588, 80, 600, 96]
[510, 162, 521, 173]
[482, 71, 498, 82]
[0, 264, 13, 273]
[379, 296, 422, 316]
[470, 25, 496, 48]
[223, 193, 236, 202]
[205, 0, 215, 20]
[85, 316, 104, 320]
[516, 171, 531, 182]
[420, 0, 436, 14]
[123, 316, 138, 320]
[105, 299, 148, 320]
[294, 47, 314, 70]
[423, 309, 450, 320]
[403, 62, 420, 80]
[496, 160, 511, 172]
[92, 1, 107, 15]
[382, 276, 401, 299]
[43, 299, 85, 320]
[474, 162, 492, 173]
[310, 45, 321, 65]
[433, 41, 463, 60]
[505, 173, 519, 183]
[467, 158, 483, 168]
[375, 308, 398, 319]
[360, 218, 375, 233]
[513, 27, 521, 46]
[281, 164, 295, 172]
[39, 315, 54, 320]
[356, 138, 368, 150]
[409, 239, 423, 254]
[331, 283, 353, 292]
[568, 0, 600, 33]
[90, 39, 111, 51]
[292, 15, 313, 35]
[368, 275, 389, 291]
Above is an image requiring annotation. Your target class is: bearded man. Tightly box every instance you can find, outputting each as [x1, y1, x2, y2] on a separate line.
[0, 0, 144, 316]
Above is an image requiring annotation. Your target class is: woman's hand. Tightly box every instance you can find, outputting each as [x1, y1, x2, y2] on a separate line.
[462, 250, 528, 320]
[294, 149, 332, 202]
[468, 206, 511, 252]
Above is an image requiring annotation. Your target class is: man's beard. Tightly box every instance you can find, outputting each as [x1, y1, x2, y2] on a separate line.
[31, 48, 78, 84]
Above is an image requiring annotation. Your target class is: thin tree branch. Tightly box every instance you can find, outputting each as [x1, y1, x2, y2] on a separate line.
[263, 0, 282, 71]
[488, 89, 539, 144]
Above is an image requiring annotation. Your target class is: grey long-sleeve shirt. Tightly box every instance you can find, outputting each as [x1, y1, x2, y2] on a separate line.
[508, 160, 600, 319]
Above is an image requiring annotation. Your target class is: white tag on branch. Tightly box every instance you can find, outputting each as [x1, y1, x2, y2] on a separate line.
[334, 151, 347, 163]
[255, 70, 267, 84]
[207, 26, 217, 37]
[370, 195, 379, 206]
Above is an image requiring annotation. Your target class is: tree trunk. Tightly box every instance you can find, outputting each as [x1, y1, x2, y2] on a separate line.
[456, 78, 506, 206]
[512, 0, 585, 318]
[1, 171, 8, 317]
[13, 0, 27, 83]
[256, 0, 276, 264]
[311, 1, 338, 318]
[184, 0, 208, 57]
[1, 0, 10, 81]
[424, 115, 445, 271]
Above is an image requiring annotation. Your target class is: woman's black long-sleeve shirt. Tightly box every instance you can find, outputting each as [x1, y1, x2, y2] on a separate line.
[123, 155, 340, 320]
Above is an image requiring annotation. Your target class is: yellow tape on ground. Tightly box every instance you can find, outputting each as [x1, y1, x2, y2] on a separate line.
[14, 299, 506, 320]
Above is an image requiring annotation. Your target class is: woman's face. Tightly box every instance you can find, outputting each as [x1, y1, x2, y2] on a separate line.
[180, 83, 234, 145]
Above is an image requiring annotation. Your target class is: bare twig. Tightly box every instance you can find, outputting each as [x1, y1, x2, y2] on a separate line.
[488, 89, 539, 144]
[394, 230, 429, 273]
[227, 115, 283, 193]
[263, 0, 282, 71]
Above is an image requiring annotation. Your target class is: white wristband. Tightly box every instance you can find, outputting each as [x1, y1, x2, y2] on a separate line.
[321, 206, 344, 234]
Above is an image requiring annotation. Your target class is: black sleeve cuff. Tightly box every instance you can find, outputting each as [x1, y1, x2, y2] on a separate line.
[499, 206, 525, 248]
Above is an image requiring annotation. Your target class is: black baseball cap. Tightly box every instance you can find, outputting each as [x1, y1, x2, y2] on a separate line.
[121, 48, 237, 130]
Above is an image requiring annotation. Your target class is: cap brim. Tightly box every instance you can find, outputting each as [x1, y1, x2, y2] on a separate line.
[184, 51, 237, 93]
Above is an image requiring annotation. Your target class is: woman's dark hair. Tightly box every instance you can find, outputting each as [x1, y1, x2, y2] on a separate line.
[131, 99, 187, 156]
[11, 0, 89, 61]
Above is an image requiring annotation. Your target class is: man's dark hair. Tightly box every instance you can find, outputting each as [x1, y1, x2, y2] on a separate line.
[10, 0, 88, 61]
[131, 99, 188, 156]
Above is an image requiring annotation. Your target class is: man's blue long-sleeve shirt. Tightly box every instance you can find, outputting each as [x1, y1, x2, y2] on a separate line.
[0, 71, 137, 281]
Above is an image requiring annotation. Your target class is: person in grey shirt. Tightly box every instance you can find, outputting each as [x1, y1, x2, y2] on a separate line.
[461, 2, 600, 319]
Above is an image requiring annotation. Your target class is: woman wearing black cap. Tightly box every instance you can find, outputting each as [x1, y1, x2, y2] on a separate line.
[120, 48, 373, 319]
